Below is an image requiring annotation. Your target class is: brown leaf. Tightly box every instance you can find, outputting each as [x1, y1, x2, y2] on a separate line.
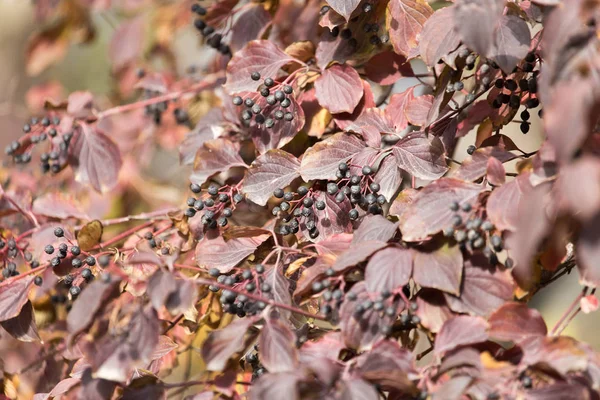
[77, 220, 103, 251]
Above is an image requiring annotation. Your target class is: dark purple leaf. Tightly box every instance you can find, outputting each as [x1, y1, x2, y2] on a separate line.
[490, 15, 531, 74]
[365, 247, 412, 294]
[147, 270, 197, 315]
[0, 300, 40, 342]
[355, 340, 416, 392]
[353, 215, 398, 244]
[179, 108, 228, 165]
[438, 347, 482, 377]
[333, 241, 388, 272]
[373, 155, 403, 201]
[263, 264, 292, 320]
[190, 138, 246, 186]
[229, 4, 271, 52]
[392, 132, 448, 181]
[453, 147, 516, 182]
[299, 332, 344, 384]
[325, 0, 361, 20]
[202, 317, 259, 371]
[444, 255, 514, 317]
[242, 150, 300, 206]
[387, 0, 433, 57]
[0, 276, 34, 322]
[419, 7, 461, 67]
[454, 0, 504, 57]
[90, 306, 159, 382]
[44, 377, 81, 400]
[520, 336, 589, 376]
[67, 279, 120, 338]
[399, 178, 483, 241]
[69, 123, 123, 193]
[415, 289, 453, 333]
[487, 173, 532, 232]
[300, 132, 365, 181]
[315, 64, 363, 114]
[195, 234, 270, 273]
[259, 318, 298, 373]
[78, 369, 117, 400]
[225, 40, 298, 93]
[413, 242, 463, 295]
[434, 315, 489, 356]
[488, 302, 547, 342]
[315, 30, 353, 68]
[364, 51, 414, 86]
[345, 108, 394, 148]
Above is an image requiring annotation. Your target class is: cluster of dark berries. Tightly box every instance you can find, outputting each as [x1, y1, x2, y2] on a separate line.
[321, 2, 388, 47]
[232, 73, 296, 128]
[192, 2, 231, 56]
[245, 349, 265, 382]
[443, 202, 511, 266]
[4, 115, 73, 174]
[208, 264, 270, 317]
[142, 89, 171, 125]
[347, 288, 411, 336]
[173, 107, 191, 126]
[1, 236, 41, 280]
[271, 185, 329, 239]
[330, 162, 386, 220]
[185, 182, 243, 229]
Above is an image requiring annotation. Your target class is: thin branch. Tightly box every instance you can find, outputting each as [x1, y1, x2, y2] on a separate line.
[551, 287, 587, 336]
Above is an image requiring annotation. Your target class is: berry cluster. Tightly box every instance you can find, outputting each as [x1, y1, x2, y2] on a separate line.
[245, 348, 265, 382]
[208, 264, 271, 317]
[4, 115, 73, 174]
[232, 73, 296, 128]
[185, 182, 244, 229]
[0, 236, 39, 279]
[191, 2, 231, 56]
[347, 288, 412, 336]
[320, 2, 389, 47]
[330, 162, 386, 220]
[443, 202, 512, 266]
[272, 185, 327, 239]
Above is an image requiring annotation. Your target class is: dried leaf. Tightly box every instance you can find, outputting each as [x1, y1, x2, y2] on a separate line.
[77, 220, 103, 251]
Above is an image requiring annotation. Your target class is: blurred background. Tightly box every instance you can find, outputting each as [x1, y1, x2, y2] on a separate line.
[0, 0, 596, 391]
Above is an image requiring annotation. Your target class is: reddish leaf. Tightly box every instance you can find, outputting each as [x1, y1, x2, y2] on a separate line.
[490, 15, 531, 74]
[387, 0, 433, 57]
[315, 30, 353, 68]
[577, 214, 600, 287]
[364, 51, 413, 85]
[151, 335, 178, 360]
[190, 138, 247, 186]
[249, 372, 302, 400]
[67, 279, 120, 337]
[434, 315, 489, 356]
[259, 318, 298, 373]
[557, 155, 600, 220]
[385, 88, 415, 131]
[353, 215, 398, 244]
[109, 16, 145, 70]
[488, 302, 547, 342]
[263, 265, 292, 320]
[325, 0, 361, 20]
[146, 270, 197, 315]
[229, 4, 271, 52]
[453, 147, 516, 182]
[225, 40, 297, 93]
[444, 255, 514, 317]
[373, 155, 403, 201]
[195, 234, 270, 273]
[202, 317, 259, 371]
[392, 132, 448, 181]
[300, 132, 365, 181]
[308, 191, 353, 241]
[486, 173, 532, 231]
[0, 301, 40, 342]
[340, 379, 379, 400]
[315, 64, 363, 114]
[365, 247, 412, 293]
[242, 150, 300, 206]
[525, 383, 591, 400]
[69, 123, 123, 193]
[355, 340, 416, 392]
[67, 91, 94, 119]
[345, 108, 394, 148]
[413, 242, 463, 295]
[91, 306, 159, 382]
[339, 282, 392, 350]
[454, 0, 504, 57]
[333, 241, 388, 272]
[44, 378, 81, 400]
[179, 108, 227, 165]
[333, 80, 376, 131]
[399, 178, 483, 241]
[405, 95, 434, 127]
[486, 157, 506, 186]
[415, 289, 453, 333]
[32, 192, 89, 220]
[520, 336, 588, 376]
[419, 7, 461, 67]
[0, 276, 34, 322]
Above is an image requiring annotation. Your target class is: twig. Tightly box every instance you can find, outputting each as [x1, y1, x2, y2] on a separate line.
[551, 287, 587, 335]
